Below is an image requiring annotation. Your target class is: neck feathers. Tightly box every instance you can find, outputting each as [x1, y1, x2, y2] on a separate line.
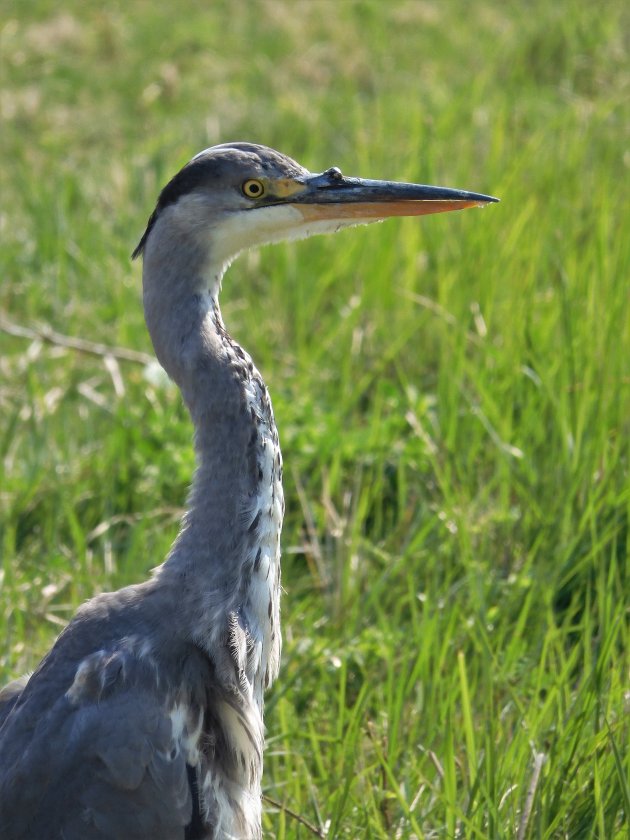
[142, 236, 284, 703]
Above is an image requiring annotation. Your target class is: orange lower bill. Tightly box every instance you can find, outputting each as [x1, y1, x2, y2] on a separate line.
[296, 199, 483, 221]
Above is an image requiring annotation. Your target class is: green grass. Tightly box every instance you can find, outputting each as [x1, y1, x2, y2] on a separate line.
[1, 1, 629, 836]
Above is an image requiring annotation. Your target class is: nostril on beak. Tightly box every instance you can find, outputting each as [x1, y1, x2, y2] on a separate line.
[325, 167, 343, 181]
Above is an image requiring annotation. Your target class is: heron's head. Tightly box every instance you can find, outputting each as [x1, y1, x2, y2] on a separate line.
[133, 142, 498, 270]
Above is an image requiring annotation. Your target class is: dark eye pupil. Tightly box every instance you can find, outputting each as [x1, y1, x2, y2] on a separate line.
[248, 182, 260, 194]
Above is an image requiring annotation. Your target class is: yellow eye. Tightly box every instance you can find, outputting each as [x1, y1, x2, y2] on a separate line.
[242, 179, 265, 199]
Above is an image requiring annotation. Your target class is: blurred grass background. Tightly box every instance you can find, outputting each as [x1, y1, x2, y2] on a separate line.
[1, 1, 629, 837]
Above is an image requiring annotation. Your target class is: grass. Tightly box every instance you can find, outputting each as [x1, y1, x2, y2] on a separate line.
[1, 0, 629, 836]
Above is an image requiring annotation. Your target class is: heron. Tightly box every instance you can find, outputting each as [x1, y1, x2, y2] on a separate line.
[0, 142, 497, 839]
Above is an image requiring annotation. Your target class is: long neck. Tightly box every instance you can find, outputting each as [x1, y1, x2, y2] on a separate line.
[142, 231, 283, 700]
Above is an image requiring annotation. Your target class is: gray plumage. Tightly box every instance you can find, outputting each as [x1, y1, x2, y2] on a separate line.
[0, 143, 497, 839]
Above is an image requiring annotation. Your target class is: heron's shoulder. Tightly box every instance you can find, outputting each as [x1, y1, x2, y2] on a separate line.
[0, 582, 199, 735]
[0, 641, 196, 839]
[72, 579, 164, 624]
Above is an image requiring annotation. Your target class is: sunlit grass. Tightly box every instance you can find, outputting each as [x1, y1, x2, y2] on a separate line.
[1, 1, 629, 836]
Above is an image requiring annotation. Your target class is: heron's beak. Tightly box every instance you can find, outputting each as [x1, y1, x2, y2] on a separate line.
[286, 170, 499, 222]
